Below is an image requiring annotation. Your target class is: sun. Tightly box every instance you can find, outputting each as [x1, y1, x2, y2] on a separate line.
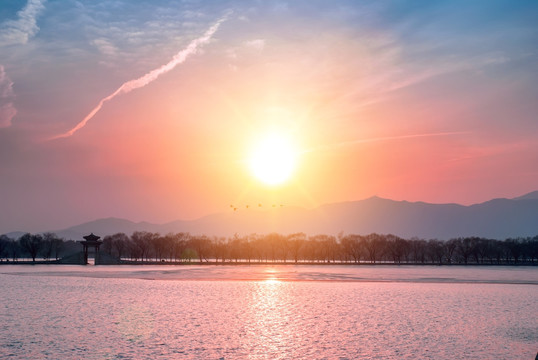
[248, 133, 297, 186]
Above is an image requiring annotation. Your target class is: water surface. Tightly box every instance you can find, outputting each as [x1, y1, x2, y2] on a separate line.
[1, 265, 536, 359]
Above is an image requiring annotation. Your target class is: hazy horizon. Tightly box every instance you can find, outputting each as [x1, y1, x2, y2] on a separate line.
[3, 190, 538, 240]
[1, 1, 537, 234]
[3, 189, 537, 235]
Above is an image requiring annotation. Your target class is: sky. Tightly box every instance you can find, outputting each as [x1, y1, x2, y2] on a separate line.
[1, 0, 537, 233]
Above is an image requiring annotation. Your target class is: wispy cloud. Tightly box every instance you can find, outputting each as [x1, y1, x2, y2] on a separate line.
[0, 65, 17, 128]
[244, 39, 265, 51]
[0, 0, 46, 46]
[51, 14, 229, 140]
[384, 53, 510, 93]
[305, 131, 469, 153]
[446, 141, 533, 163]
[90, 38, 118, 56]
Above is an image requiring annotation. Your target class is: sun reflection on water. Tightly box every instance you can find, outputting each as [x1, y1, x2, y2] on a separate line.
[1, 267, 537, 359]
[240, 267, 301, 358]
[264, 267, 281, 283]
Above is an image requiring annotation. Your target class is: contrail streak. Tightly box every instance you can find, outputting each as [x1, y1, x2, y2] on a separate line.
[51, 15, 228, 140]
[303, 131, 469, 154]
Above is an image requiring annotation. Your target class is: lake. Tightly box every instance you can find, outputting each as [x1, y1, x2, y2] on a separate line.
[1, 265, 537, 359]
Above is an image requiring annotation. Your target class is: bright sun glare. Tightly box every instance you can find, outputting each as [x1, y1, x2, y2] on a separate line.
[248, 133, 297, 186]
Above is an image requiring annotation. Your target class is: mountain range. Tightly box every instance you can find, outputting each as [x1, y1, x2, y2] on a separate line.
[4, 191, 538, 240]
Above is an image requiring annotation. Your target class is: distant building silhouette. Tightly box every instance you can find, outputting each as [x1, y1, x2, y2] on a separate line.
[80, 233, 102, 265]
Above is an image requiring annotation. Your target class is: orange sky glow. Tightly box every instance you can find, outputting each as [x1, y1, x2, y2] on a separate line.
[0, 1, 537, 233]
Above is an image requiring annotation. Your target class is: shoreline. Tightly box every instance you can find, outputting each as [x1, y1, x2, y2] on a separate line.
[1, 260, 537, 266]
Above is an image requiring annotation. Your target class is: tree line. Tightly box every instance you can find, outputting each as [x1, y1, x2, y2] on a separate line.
[1, 231, 537, 265]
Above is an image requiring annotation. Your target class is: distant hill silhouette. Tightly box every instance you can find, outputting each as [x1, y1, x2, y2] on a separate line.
[5, 191, 538, 240]
[49, 217, 166, 241]
[512, 190, 538, 200]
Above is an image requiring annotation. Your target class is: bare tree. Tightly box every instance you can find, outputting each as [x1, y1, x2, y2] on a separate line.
[213, 236, 229, 263]
[364, 233, 385, 264]
[341, 234, 363, 263]
[150, 233, 166, 261]
[228, 234, 243, 263]
[189, 235, 211, 263]
[288, 232, 306, 263]
[0, 235, 9, 260]
[19, 233, 43, 262]
[506, 238, 523, 264]
[52, 237, 64, 260]
[321, 235, 339, 263]
[41, 233, 62, 260]
[409, 237, 426, 264]
[527, 236, 538, 264]
[386, 234, 408, 264]
[131, 231, 155, 261]
[456, 237, 473, 264]
[172, 232, 189, 262]
[264, 233, 287, 262]
[240, 234, 255, 263]
[444, 238, 458, 264]
[107, 233, 129, 259]
[102, 235, 114, 255]
[8, 239, 20, 261]
[427, 239, 444, 264]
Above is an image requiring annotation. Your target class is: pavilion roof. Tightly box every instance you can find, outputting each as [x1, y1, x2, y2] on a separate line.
[83, 233, 101, 242]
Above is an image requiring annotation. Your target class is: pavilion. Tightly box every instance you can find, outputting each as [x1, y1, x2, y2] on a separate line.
[79, 233, 103, 265]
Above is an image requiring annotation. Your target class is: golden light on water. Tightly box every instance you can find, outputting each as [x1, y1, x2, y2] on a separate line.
[263, 267, 282, 283]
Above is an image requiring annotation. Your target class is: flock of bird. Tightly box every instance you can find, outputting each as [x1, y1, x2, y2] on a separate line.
[230, 204, 284, 211]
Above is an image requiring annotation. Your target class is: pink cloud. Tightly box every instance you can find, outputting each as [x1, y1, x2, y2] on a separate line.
[0, 65, 17, 128]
